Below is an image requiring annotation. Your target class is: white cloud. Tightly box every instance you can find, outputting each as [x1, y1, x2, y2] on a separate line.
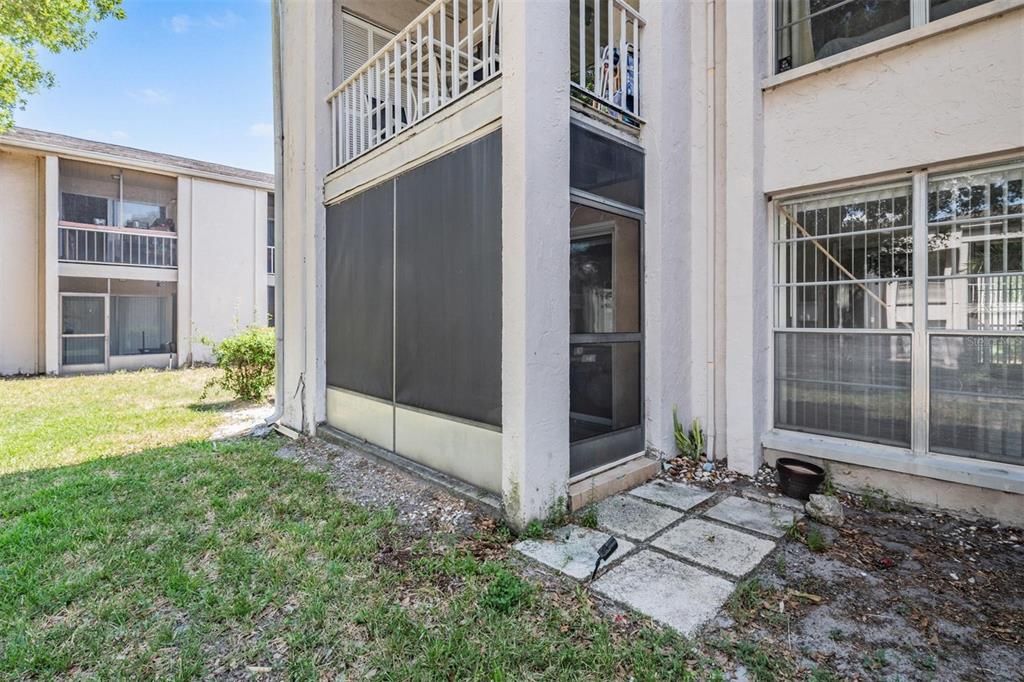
[168, 10, 241, 33]
[110, 130, 129, 141]
[129, 88, 171, 105]
[205, 10, 241, 29]
[169, 14, 192, 33]
[247, 122, 274, 138]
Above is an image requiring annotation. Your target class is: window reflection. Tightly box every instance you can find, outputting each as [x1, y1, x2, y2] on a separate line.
[570, 342, 641, 442]
[928, 164, 1024, 332]
[930, 335, 1023, 464]
[774, 0, 994, 73]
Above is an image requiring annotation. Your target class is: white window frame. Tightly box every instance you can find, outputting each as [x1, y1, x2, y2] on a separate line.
[769, 155, 1024, 474]
[765, 0, 1014, 87]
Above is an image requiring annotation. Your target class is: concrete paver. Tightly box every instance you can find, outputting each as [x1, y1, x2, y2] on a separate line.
[515, 488, 792, 637]
[593, 550, 734, 636]
[652, 518, 777, 578]
[703, 495, 801, 538]
[514, 525, 635, 580]
[628, 480, 714, 511]
[596, 494, 683, 540]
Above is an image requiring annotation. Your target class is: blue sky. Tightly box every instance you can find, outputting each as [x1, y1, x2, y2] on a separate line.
[17, 0, 274, 173]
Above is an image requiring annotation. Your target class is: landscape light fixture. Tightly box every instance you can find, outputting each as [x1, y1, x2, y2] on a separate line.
[590, 537, 619, 580]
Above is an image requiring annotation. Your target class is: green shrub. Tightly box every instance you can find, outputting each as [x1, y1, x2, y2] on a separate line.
[201, 327, 275, 402]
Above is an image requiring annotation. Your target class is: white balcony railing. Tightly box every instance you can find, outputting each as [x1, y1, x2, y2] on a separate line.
[571, 0, 644, 123]
[327, 0, 502, 169]
[58, 223, 177, 268]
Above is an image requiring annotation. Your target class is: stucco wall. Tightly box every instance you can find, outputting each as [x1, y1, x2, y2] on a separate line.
[189, 178, 258, 362]
[763, 9, 1024, 193]
[0, 150, 40, 374]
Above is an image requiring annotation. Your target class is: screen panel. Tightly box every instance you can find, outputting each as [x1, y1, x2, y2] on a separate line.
[570, 123, 644, 208]
[394, 132, 502, 426]
[325, 180, 394, 401]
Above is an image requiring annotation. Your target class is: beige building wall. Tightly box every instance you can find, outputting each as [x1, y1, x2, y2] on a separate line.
[189, 178, 261, 363]
[276, 0, 1024, 525]
[750, 3, 1024, 523]
[763, 5, 1024, 194]
[0, 149, 41, 374]
[0, 134, 272, 375]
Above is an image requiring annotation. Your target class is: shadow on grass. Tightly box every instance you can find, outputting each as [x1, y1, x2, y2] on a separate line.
[188, 400, 240, 413]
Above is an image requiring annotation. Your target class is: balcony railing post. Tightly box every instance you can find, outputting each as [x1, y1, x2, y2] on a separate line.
[482, 0, 490, 79]
[453, 0, 461, 98]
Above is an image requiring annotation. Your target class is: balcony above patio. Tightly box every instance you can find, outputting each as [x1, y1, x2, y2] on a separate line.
[326, 0, 644, 181]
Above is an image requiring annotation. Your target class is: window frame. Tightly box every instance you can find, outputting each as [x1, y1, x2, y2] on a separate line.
[770, 157, 1024, 464]
[766, 0, 1005, 83]
[58, 159, 177, 232]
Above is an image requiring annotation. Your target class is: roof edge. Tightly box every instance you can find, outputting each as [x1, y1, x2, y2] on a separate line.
[0, 127, 274, 189]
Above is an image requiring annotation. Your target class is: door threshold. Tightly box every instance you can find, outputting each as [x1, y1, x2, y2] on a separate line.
[568, 450, 647, 485]
[568, 453, 660, 511]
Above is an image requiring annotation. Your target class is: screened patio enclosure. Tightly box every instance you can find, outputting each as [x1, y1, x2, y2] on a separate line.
[59, 277, 177, 373]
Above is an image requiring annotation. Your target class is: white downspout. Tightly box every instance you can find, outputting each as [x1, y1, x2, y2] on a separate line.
[267, 0, 286, 430]
[704, 0, 718, 462]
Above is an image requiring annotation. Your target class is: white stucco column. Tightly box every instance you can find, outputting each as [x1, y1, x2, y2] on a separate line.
[722, 0, 771, 475]
[175, 176, 192, 365]
[501, 0, 570, 528]
[279, 0, 331, 434]
[642, 0, 706, 458]
[42, 155, 59, 375]
[253, 190, 269, 327]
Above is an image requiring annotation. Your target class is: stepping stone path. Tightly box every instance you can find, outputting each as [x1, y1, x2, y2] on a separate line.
[514, 481, 803, 636]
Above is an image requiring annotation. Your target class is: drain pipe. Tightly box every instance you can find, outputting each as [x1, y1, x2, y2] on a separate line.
[703, 0, 717, 463]
[266, 0, 286, 431]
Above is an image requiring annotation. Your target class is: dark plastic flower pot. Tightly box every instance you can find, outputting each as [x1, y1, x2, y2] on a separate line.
[776, 458, 826, 501]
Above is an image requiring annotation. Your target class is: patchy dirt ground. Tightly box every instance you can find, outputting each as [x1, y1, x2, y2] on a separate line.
[664, 459, 1024, 681]
[275, 438, 1023, 680]
[275, 437, 480, 535]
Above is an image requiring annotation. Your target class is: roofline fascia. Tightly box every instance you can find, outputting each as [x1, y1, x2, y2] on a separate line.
[0, 137, 274, 191]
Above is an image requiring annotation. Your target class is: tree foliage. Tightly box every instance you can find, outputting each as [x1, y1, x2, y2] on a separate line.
[0, 0, 124, 132]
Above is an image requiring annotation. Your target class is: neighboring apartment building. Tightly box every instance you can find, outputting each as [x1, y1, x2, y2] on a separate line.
[0, 128, 276, 376]
[273, 0, 1024, 527]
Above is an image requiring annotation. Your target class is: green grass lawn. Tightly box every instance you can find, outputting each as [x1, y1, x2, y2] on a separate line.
[0, 368, 228, 475]
[0, 369, 716, 680]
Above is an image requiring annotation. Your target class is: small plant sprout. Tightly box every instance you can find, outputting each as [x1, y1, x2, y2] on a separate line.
[578, 506, 598, 529]
[672, 408, 706, 461]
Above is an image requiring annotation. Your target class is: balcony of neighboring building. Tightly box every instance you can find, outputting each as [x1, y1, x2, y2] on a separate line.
[326, 0, 643, 182]
[58, 159, 179, 275]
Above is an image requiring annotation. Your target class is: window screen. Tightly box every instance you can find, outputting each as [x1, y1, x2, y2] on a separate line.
[774, 184, 914, 447]
[325, 180, 395, 401]
[110, 296, 174, 355]
[926, 162, 1023, 464]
